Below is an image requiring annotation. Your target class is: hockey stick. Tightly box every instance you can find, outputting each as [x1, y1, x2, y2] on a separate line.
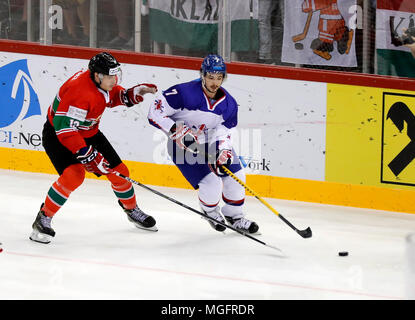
[199, 148, 312, 239]
[292, 11, 313, 42]
[219, 166, 312, 239]
[113, 171, 282, 252]
[199, 146, 313, 238]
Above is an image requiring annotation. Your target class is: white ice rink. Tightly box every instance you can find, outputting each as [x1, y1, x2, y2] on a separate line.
[1, 168, 414, 300]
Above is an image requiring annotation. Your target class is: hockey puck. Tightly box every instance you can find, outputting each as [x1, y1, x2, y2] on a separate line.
[338, 251, 348, 256]
[295, 43, 304, 50]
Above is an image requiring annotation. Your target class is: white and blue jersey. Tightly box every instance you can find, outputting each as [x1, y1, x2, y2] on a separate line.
[148, 78, 237, 147]
[148, 79, 242, 189]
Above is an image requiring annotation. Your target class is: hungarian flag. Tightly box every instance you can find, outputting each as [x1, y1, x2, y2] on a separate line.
[281, 0, 357, 67]
[376, 0, 415, 77]
[149, 0, 258, 52]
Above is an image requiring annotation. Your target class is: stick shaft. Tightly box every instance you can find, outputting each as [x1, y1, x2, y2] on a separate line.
[114, 172, 281, 251]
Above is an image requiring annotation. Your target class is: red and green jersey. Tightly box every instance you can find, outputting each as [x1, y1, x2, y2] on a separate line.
[47, 69, 126, 153]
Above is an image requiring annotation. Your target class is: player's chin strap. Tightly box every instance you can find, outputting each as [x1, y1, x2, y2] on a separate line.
[110, 170, 282, 253]
[201, 150, 312, 239]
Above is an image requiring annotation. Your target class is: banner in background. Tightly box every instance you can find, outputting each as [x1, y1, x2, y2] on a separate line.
[376, 0, 415, 77]
[282, 0, 357, 67]
[0, 51, 327, 180]
[148, 0, 258, 52]
[0, 59, 41, 129]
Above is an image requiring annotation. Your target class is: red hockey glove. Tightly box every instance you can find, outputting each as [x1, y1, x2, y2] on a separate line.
[123, 83, 158, 107]
[210, 149, 233, 176]
[169, 123, 199, 154]
[76, 146, 111, 176]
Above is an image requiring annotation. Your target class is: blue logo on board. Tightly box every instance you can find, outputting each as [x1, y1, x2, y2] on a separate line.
[0, 60, 41, 128]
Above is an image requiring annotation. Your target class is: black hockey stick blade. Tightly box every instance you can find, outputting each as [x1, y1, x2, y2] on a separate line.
[278, 214, 312, 239]
[297, 227, 312, 238]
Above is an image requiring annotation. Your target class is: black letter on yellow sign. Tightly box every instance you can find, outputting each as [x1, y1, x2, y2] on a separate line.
[387, 102, 415, 176]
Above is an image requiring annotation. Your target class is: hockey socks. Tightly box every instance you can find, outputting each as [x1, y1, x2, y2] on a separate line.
[43, 182, 70, 217]
[42, 164, 85, 217]
[107, 163, 137, 210]
[111, 181, 136, 209]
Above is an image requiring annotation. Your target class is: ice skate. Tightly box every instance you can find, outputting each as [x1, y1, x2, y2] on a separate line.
[225, 216, 259, 234]
[201, 206, 226, 232]
[118, 200, 158, 232]
[29, 204, 55, 244]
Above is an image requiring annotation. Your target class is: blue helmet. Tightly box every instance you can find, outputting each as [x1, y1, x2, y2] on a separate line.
[200, 54, 227, 77]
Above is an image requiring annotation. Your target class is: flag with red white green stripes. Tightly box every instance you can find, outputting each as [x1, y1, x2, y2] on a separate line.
[376, 0, 415, 77]
[148, 0, 258, 53]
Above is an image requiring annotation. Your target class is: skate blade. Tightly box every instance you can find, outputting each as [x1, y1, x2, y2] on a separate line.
[133, 224, 158, 232]
[234, 229, 262, 236]
[201, 216, 227, 233]
[29, 230, 52, 244]
[209, 221, 227, 233]
[249, 230, 262, 236]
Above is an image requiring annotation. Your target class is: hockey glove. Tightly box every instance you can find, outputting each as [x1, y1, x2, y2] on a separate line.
[123, 83, 158, 107]
[209, 149, 233, 176]
[169, 123, 199, 154]
[76, 146, 111, 176]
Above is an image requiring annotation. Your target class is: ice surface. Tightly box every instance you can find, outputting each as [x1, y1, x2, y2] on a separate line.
[1, 169, 414, 300]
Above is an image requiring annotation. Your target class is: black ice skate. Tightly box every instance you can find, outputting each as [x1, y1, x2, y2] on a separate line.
[225, 216, 259, 234]
[201, 207, 226, 232]
[29, 204, 55, 244]
[118, 200, 158, 232]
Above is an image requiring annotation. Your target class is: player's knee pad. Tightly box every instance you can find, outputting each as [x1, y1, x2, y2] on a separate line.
[58, 164, 85, 192]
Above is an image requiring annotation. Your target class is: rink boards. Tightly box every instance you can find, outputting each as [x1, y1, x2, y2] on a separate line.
[1, 43, 415, 213]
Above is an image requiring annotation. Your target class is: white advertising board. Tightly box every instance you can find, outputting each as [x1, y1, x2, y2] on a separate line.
[0, 52, 326, 181]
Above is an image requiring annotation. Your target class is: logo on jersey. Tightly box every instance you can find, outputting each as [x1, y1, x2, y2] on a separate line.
[0, 60, 41, 128]
[154, 99, 163, 111]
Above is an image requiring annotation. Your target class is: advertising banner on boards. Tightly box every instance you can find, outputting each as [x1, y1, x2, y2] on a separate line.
[0, 51, 327, 181]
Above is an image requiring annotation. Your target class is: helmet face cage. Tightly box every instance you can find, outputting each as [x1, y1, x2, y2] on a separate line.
[89, 52, 122, 85]
[200, 54, 227, 79]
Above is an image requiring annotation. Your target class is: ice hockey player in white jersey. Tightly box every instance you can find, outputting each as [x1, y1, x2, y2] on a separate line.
[148, 54, 259, 234]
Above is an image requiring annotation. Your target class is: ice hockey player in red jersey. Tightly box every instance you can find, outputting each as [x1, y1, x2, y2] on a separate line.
[30, 52, 158, 244]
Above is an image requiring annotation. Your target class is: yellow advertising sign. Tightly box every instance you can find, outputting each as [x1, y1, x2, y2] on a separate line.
[326, 84, 415, 191]
[382, 92, 415, 186]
